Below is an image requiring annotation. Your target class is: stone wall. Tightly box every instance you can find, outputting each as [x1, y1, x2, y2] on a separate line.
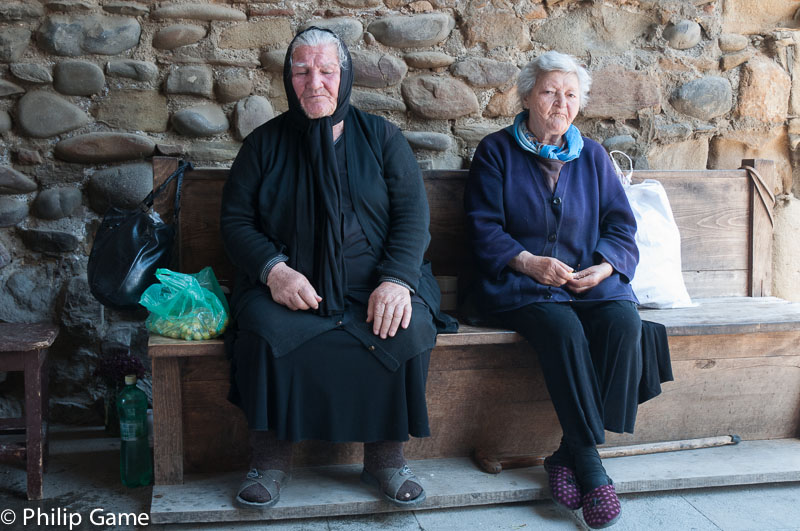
[1, 0, 800, 424]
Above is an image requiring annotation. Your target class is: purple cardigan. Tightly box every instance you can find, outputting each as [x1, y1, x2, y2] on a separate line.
[464, 128, 639, 313]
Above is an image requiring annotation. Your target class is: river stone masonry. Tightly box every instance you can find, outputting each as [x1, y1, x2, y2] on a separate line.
[0, 0, 799, 425]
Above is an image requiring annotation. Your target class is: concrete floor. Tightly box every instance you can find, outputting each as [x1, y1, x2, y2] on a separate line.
[1, 427, 799, 531]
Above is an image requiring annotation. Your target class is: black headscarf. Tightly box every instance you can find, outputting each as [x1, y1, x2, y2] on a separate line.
[282, 27, 353, 316]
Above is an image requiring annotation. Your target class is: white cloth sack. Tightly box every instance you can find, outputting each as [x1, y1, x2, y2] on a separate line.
[610, 151, 695, 309]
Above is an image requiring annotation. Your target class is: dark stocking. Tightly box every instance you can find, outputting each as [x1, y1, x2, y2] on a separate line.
[239, 430, 293, 503]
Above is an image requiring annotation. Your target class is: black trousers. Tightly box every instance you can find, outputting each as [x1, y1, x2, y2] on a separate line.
[497, 300, 642, 448]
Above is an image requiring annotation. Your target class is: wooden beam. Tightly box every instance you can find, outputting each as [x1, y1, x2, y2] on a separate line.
[153, 357, 184, 485]
[743, 158, 775, 297]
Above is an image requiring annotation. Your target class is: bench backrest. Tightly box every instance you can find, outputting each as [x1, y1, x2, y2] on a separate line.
[152, 157, 776, 301]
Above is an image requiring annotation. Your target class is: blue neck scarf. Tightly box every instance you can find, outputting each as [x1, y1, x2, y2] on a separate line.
[506, 110, 583, 162]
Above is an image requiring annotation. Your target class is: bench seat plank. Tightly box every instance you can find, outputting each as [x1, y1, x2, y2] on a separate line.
[148, 297, 800, 358]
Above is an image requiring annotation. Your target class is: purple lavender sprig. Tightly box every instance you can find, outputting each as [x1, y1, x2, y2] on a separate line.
[94, 350, 146, 387]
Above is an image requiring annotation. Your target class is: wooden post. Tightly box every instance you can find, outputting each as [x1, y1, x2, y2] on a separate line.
[152, 357, 184, 485]
[23, 348, 45, 500]
[743, 159, 775, 297]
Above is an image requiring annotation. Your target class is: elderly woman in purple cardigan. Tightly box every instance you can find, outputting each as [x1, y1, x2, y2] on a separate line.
[464, 51, 639, 529]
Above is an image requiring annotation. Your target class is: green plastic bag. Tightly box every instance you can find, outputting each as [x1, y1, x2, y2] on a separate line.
[139, 267, 230, 341]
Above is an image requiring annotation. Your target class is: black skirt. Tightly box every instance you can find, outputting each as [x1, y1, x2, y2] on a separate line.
[227, 324, 432, 443]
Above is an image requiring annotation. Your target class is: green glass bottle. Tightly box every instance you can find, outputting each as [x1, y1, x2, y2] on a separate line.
[117, 375, 153, 487]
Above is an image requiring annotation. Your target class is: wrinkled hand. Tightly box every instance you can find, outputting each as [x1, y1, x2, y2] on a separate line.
[511, 252, 573, 287]
[266, 262, 322, 311]
[565, 262, 613, 294]
[367, 281, 412, 339]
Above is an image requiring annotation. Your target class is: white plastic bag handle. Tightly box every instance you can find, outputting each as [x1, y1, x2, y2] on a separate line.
[609, 150, 634, 186]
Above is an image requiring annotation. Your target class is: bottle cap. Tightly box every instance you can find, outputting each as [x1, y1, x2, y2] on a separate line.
[124, 375, 137, 385]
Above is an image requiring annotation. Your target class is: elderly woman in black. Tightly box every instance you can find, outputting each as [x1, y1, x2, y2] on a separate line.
[464, 51, 667, 529]
[221, 27, 449, 508]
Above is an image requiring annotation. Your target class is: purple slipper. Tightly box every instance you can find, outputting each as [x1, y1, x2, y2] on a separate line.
[543, 458, 582, 510]
[581, 482, 621, 529]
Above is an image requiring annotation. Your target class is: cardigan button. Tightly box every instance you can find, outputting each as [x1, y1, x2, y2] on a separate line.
[548, 233, 557, 242]
[552, 197, 561, 206]
[544, 293, 552, 300]
[368, 345, 376, 351]
[336, 320, 343, 326]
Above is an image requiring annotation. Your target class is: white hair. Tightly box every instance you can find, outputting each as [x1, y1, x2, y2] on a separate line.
[289, 28, 349, 70]
[517, 51, 591, 110]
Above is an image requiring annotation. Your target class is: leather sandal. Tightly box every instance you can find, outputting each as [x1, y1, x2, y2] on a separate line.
[360, 464, 427, 507]
[235, 468, 289, 509]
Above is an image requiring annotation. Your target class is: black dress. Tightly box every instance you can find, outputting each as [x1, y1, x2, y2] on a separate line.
[227, 133, 435, 443]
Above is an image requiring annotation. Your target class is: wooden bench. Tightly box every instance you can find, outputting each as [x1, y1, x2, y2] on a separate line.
[147, 156, 800, 488]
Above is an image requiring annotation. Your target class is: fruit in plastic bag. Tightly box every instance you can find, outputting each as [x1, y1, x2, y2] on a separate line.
[139, 267, 230, 341]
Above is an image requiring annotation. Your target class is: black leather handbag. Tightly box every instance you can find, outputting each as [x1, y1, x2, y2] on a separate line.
[88, 160, 193, 310]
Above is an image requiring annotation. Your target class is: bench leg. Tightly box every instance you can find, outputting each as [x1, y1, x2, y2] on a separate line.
[23, 349, 44, 500]
[152, 357, 184, 485]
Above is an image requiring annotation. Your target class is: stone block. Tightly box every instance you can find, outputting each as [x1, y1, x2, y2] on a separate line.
[0, 80, 24, 97]
[103, 2, 149, 17]
[647, 138, 709, 170]
[773, 195, 800, 302]
[0, 27, 31, 62]
[219, 20, 293, 50]
[722, 0, 800, 35]
[54, 133, 156, 163]
[464, 10, 530, 50]
[401, 75, 479, 119]
[709, 129, 792, 194]
[0, 197, 27, 227]
[403, 131, 452, 151]
[351, 51, 408, 88]
[106, 60, 158, 82]
[16, 91, 91, 138]
[0, 2, 43, 20]
[718, 33, 749, 52]
[53, 60, 105, 96]
[368, 13, 455, 48]
[153, 24, 206, 50]
[351, 91, 406, 112]
[19, 229, 80, 253]
[165, 66, 213, 98]
[60, 276, 103, 337]
[88, 162, 153, 213]
[46, 0, 94, 13]
[14, 149, 43, 166]
[299, 18, 363, 47]
[10, 63, 52, 84]
[186, 141, 242, 162]
[172, 104, 229, 137]
[37, 15, 142, 56]
[335, 0, 381, 7]
[0, 111, 10, 133]
[583, 67, 661, 120]
[450, 58, 518, 89]
[737, 55, 790, 123]
[602, 135, 637, 153]
[260, 49, 286, 73]
[531, 5, 653, 56]
[670, 76, 732, 121]
[484, 87, 520, 118]
[0, 166, 37, 194]
[0, 242, 9, 269]
[215, 77, 252, 106]
[454, 123, 498, 148]
[152, 3, 245, 21]
[95, 90, 169, 133]
[33, 187, 82, 220]
[404, 52, 454, 70]
[720, 50, 754, 71]
[235, 95, 274, 139]
[663, 20, 702, 50]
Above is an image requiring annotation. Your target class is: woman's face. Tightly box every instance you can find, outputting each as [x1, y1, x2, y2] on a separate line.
[523, 70, 581, 142]
[290, 43, 341, 119]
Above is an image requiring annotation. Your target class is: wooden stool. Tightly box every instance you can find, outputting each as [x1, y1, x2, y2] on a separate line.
[0, 323, 59, 500]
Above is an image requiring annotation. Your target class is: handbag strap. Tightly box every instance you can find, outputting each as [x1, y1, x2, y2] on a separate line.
[141, 160, 194, 222]
[740, 165, 775, 227]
